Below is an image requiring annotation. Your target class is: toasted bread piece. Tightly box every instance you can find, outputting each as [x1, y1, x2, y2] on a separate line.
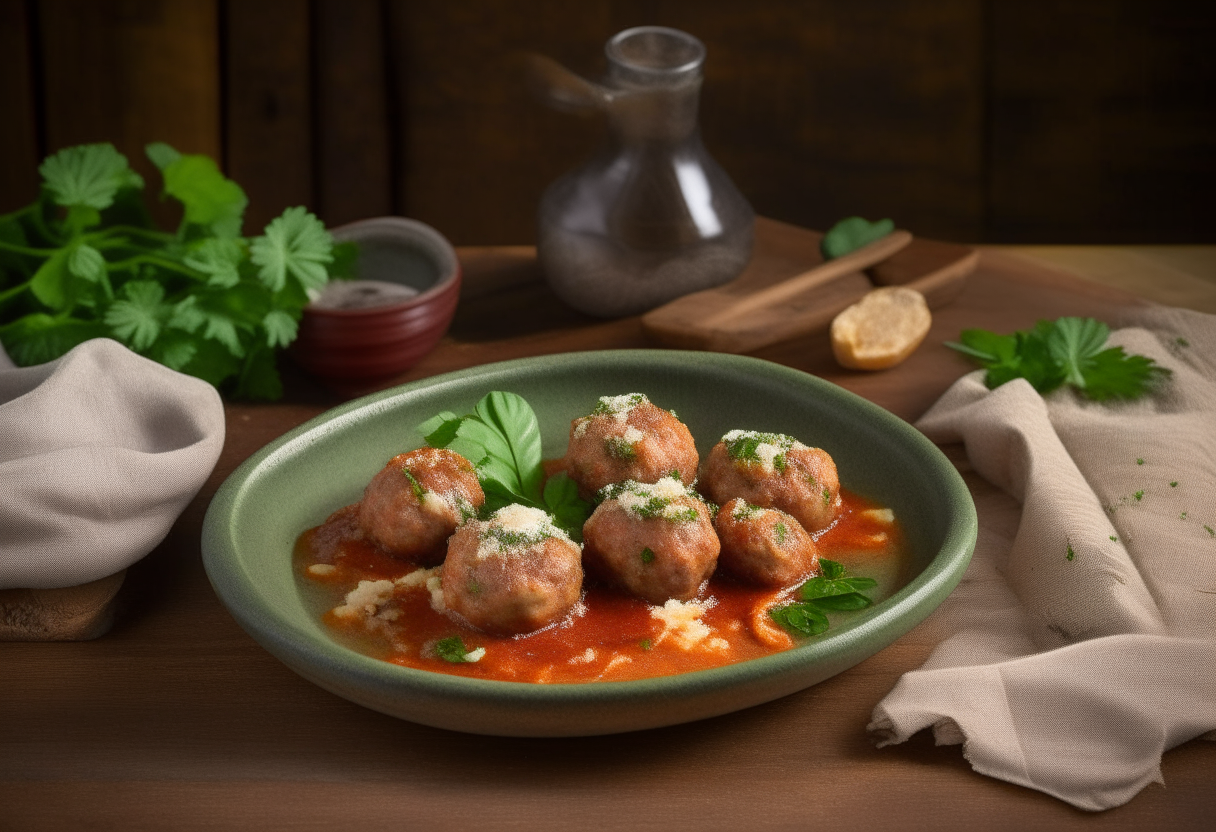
[830, 286, 931, 370]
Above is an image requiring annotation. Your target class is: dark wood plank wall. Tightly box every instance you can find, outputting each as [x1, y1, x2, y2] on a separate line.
[1, 0, 1212, 244]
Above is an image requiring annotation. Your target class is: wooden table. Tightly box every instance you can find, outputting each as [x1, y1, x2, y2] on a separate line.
[2, 219, 1212, 830]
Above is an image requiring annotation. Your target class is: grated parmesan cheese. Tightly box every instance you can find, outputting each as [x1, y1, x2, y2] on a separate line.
[307, 563, 337, 577]
[332, 579, 395, 620]
[569, 647, 597, 664]
[650, 598, 718, 650]
[859, 507, 895, 524]
[474, 504, 576, 560]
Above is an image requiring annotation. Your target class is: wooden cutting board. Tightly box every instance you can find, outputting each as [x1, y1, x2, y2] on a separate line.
[641, 220, 979, 353]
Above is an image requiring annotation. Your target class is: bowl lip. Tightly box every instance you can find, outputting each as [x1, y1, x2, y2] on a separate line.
[306, 216, 462, 319]
[202, 349, 977, 710]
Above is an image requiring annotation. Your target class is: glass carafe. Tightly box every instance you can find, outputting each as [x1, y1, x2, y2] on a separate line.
[535, 26, 754, 318]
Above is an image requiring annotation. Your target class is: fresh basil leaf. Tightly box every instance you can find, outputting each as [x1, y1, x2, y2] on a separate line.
[837, 576, 878, 593]
[418, 411, 463, 447]
[770, 602, 830, 637]
[543, 472, 591, 541]
[473, 391, 545, 501]
[819, 559, 845, 580]
[810, 592, 872, 611]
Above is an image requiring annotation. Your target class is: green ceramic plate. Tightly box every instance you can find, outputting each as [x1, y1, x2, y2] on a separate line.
[202, 350, 976, 736]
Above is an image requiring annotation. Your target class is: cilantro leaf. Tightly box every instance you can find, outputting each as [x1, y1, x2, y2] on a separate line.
[0, 314, 108, 365]
[183, 238, 244, 288]
[946, 317, 1169, 402]
[39, 143, 144, 210]
[104, 280, 169, 350]
[152, 144, 248, 237]
[67, 244, 106, 283]
[249, 206, 333, 293]
[262, 309, 298, 349]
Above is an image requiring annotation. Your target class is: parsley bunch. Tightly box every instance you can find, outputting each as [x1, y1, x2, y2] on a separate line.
[946, 317, 1170, 402]
[0, 141, 353, 399]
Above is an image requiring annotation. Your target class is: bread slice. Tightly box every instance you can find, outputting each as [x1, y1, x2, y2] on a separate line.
[830, 286, 931, 370]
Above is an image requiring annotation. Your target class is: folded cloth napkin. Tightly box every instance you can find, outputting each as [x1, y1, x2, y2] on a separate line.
[1, 339, 224, 632]
[868, 306, 1216, 811]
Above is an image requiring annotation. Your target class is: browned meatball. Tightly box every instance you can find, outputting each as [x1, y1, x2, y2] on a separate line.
[442, 505, 583, 636]
[715, 498, 819, 586]
[566, 393, 698, 498]
[699, 430, 840, 533]
[357, 447, 484, 563]
[581, 476, 719, 604]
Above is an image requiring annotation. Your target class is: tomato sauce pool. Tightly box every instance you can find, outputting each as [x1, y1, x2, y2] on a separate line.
[294, 488, 909, 684]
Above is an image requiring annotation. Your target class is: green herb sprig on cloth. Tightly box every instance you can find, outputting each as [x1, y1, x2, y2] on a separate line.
[417, 391, 592, 539]
[770, 559, 877, 637]
[946, 317, 1170, 401]
[0, 141, 354, 399]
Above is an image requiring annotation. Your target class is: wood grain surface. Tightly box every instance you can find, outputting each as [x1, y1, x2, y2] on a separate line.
[1, 218, 1210, 830]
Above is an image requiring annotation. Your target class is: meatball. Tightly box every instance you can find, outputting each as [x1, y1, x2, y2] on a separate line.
[581, 476, 719, 604]
[566, 393, 698, 498]
[699, 430, 840, 533]
[358, 447, 484, 563]
[715, 498, 819, 586]
[442, 505, 583, 636]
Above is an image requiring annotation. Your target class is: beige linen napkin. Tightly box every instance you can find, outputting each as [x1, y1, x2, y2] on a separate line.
[1, 338, 224, 638]
[869, 306, 1216, 811]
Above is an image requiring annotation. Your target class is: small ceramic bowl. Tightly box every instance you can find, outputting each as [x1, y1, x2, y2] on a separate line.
[292, 217, 461, 380]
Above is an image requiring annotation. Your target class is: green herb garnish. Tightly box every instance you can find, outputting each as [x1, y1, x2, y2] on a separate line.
[1136, 458, 1145, 465]
[605, 435, 637, 460]
[435, 636, 479, 663]
[640, 639, 653, 651]
[770, 559, 878, 636]
[1206, 526, 1215, 538]
[1066, 542, 1076, 562]
[946, 317, 1170, 401]
[820, 216, 894, 260]
[640, 547, 656, 564]
[774, 522, 788, 545]
[1171, 481, 1179, 488]
[401, 468, 426, 502]
[0, 141, 353, 399]
[418, 391, 591, 540]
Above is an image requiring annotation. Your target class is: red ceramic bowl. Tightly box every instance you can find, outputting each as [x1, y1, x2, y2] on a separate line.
[292, 217, 461, 380]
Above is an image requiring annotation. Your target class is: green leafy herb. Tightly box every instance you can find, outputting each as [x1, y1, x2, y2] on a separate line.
[1136, 458, 1145, 465]
[1066, 542, 1076, 562]
[639, 639, 653, 651]
[434, 636, 479, 663]
[1171, 481, 1179, 488]
[401, 468, 426, 502]
[946, 317, 1171, 402]
[418, 391, 592, 539]
[820, 216, 894, 260]
[774, 522, 787, 545]
[1134, 490, 1145, 502]
[605, 435, 637, 460]
[770, 559, 878, 637]
[1206, 526, 1215, 538]
[640, 546, 656, 564]
[1110, 535, 1118, 542]
[0, 141, 350, 399]
[769, 603, 829, 637]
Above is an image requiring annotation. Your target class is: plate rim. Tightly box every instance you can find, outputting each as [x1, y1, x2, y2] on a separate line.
[202, 349, 976, 717]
